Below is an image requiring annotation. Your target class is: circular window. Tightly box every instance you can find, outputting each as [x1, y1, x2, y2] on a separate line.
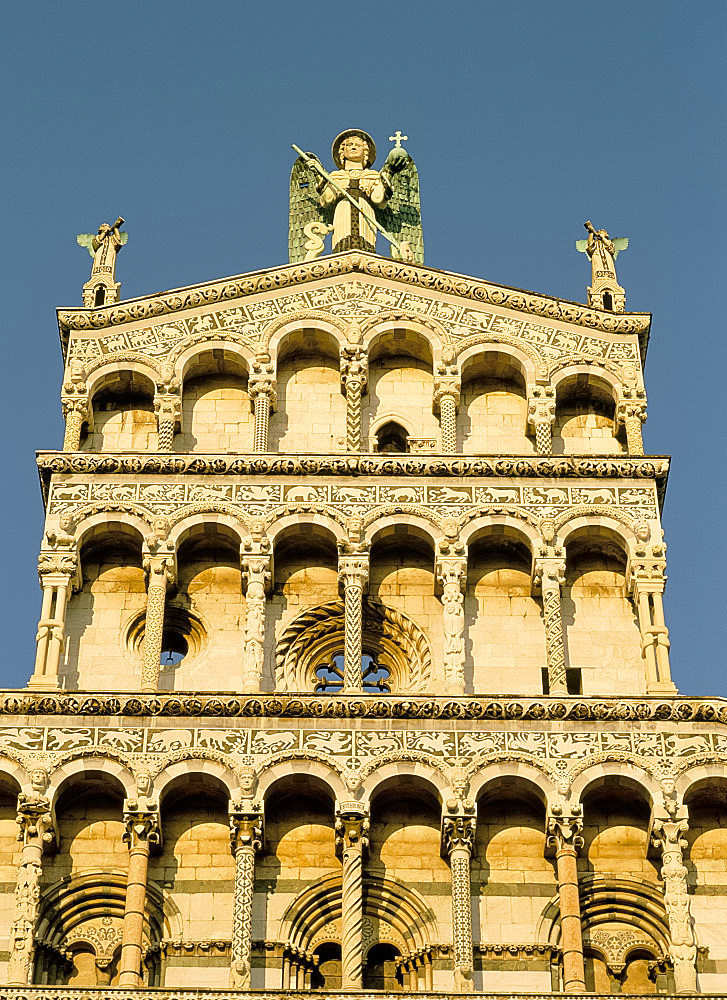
[126, 606, 206, 663]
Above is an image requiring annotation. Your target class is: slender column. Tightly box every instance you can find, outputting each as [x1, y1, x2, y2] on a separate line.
[338, 547, 369, 692]
[153, 392, 181, 452]
[229, 806, 263, 988]
[29, 550, 77, 690]
[528, 387, 556, 455]
[632, 573, 675, 693]
[534, 556, 568, 695]
[141, 544, 175, 693]
[442, 812, 476, 992]
[62, 399, 89, 451]
[617, 399, 647, 455]
[249, 360, 277, 453]
[436, 553, 467, 694]
[335, 805, 369, 990]
[241, 544, 272, 692]
[118, 804, 160, 987]
[434, 376, 461, 453]
[340, 346, 368, 452]
[546, 811, 585, 994]
[651, 816, 698, 993]
[7, 777, 54, 986]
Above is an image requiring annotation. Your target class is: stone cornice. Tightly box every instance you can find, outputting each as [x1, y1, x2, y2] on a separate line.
[0, 991, 675, 1000]
[0, 691, 723, 724]
[56, 251, 652, 358]
[36, 451, 670, 500]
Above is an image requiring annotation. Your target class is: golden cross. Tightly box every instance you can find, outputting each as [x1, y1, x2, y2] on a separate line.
[388, 130, 408, 148]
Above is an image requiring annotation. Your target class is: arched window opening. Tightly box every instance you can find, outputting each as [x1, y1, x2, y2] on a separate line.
[94, 286, 105, 307]
[160, 628, 188, 666]
[314, 652, 391, 693]
[364, 943, 402, 990]
[603, 290, 613, 311]
[376, 421, 409, 453]
[312, 943, 341, 990]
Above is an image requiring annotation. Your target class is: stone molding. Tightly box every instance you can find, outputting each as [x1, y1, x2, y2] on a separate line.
[56, 250, 652, 350]
[1, 691, 726, 723]
[0, 991, 649, 1000]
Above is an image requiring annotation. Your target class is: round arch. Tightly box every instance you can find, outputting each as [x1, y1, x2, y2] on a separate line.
[0, 757, 29, 794]
[459, 513, 541, 560]
[84, 360, 159, 405]
[551, 365, 621, 407]
[364, 319, 441, 370]
[469, 761, 556, 808]
[677, 761, 727, 801]
[153, 758, 240, 805]
[63, 508, 151, 542]
[172, 338, 253, 385]
[555, 512, 638, 561]
[457, 340, 537, 387]
[570, 761, 659, 810]
[267, 511, 346, 547]
[257, 759, 346, 804]
[364, 512, 442, 549]
[363, 762, 447, 809]
[167, 511, 250, 552]
[263, 311, 350, 362]
[48, 757, 136, 809]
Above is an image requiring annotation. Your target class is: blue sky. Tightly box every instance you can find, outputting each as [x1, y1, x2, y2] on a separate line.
[0, 2, 724, 693]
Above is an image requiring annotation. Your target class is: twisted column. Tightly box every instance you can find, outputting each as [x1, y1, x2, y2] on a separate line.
[29, 550, 77, 690]
[141, 544, 175, 693]
[154, 392, 181, 452]
[249, 363, 276, 453]
[61, 399, 89, 451]
[546, 811, 585, 994]
[7, 785, 55, 985]
[241, 544, 272, 692]
[340, 346, 368, 452]
[436, 553, 467, 694]
[534, 557, 568, 695]
[336, 805, 369, 990]
[617, 399, 647, 455]
[229, 807, 263, 988]
[528, 387, 556, 455]
[434, 376, 461, 453]
[651, 817, 697, 993]
[338, 549, 369, 692]
[118, 804, 160, 987]
[442, 812, 476, 992]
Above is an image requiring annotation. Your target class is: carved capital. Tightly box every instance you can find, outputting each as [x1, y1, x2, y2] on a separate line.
[142, 539, 176, 588]
[335, 805, 369, 856]
[123, 805, 161, 850]
[241, 551, 272, 595]
[229, 808, 263, 854]
[153, 392, 182, 422]
[616, 398, 648, 424]
[527, 385, 556, 426]
[61, 397, 90, 419]
[435, 555, 467, 592]
[340, 345, 368, 393]
[16, 796, 55, 848]
[532, 556, 566, 596]
[249, 372, 277, 408]
[545, 810, 583, 855]
[37, 551, 77, 580]
[338, 553, 369, 593]
[651, 817, 689, 855]
[442, 813, 476, 857]
[433, 376, 461, 411]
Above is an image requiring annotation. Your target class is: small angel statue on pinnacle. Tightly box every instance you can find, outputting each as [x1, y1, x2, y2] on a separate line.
[575, 220, 628, 285]
[76, 217, 128, 307]
[289, 129, 423, 264]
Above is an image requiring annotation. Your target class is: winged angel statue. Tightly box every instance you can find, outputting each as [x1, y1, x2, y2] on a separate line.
[289, 129, 423, 264]
[76, 217, 128, 281]
[575, 220, 628, 284]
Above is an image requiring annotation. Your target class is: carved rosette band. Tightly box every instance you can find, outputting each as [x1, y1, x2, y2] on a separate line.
[442, 813, 476, 992]
[6, 796, 55, 986]
[241, 547, 272, 692]
[335, 806, 369, 990]
[341, 347, 368, 452]
[249, 364, 276, 453]
[434, 377, 461, 453]
[118, 805, 161, 987]
[338, 552, 369, 692]
[651, 817, 697, 994]
[436, 555, 467, 695]
[534, 557, 568, 695]
[229, 809, 263, 988]
[546, 812, 585, 994]
[141, 547, 175, 693]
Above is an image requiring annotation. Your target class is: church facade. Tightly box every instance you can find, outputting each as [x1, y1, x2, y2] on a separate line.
[1, 133, 726, 996]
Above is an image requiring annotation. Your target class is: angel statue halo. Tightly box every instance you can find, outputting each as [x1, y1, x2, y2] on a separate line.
[289, 129, 423, 265]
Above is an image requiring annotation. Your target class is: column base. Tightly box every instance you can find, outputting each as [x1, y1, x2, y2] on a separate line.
[27, 675, 59, 691]
[647, 680, 678, 695]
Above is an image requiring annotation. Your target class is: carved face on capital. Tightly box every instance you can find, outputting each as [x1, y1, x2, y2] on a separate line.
[635, 522, 651, 543]
[30, 768, 49, 794]
[136, 771, 152, 796]
[239, 769, 257, 796]
[450, 772, 469, 800]
[661, 777, 676, 797]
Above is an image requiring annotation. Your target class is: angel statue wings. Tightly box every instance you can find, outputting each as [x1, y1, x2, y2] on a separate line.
[575, 220, 628, 283]
[289, 129, 423, 264]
